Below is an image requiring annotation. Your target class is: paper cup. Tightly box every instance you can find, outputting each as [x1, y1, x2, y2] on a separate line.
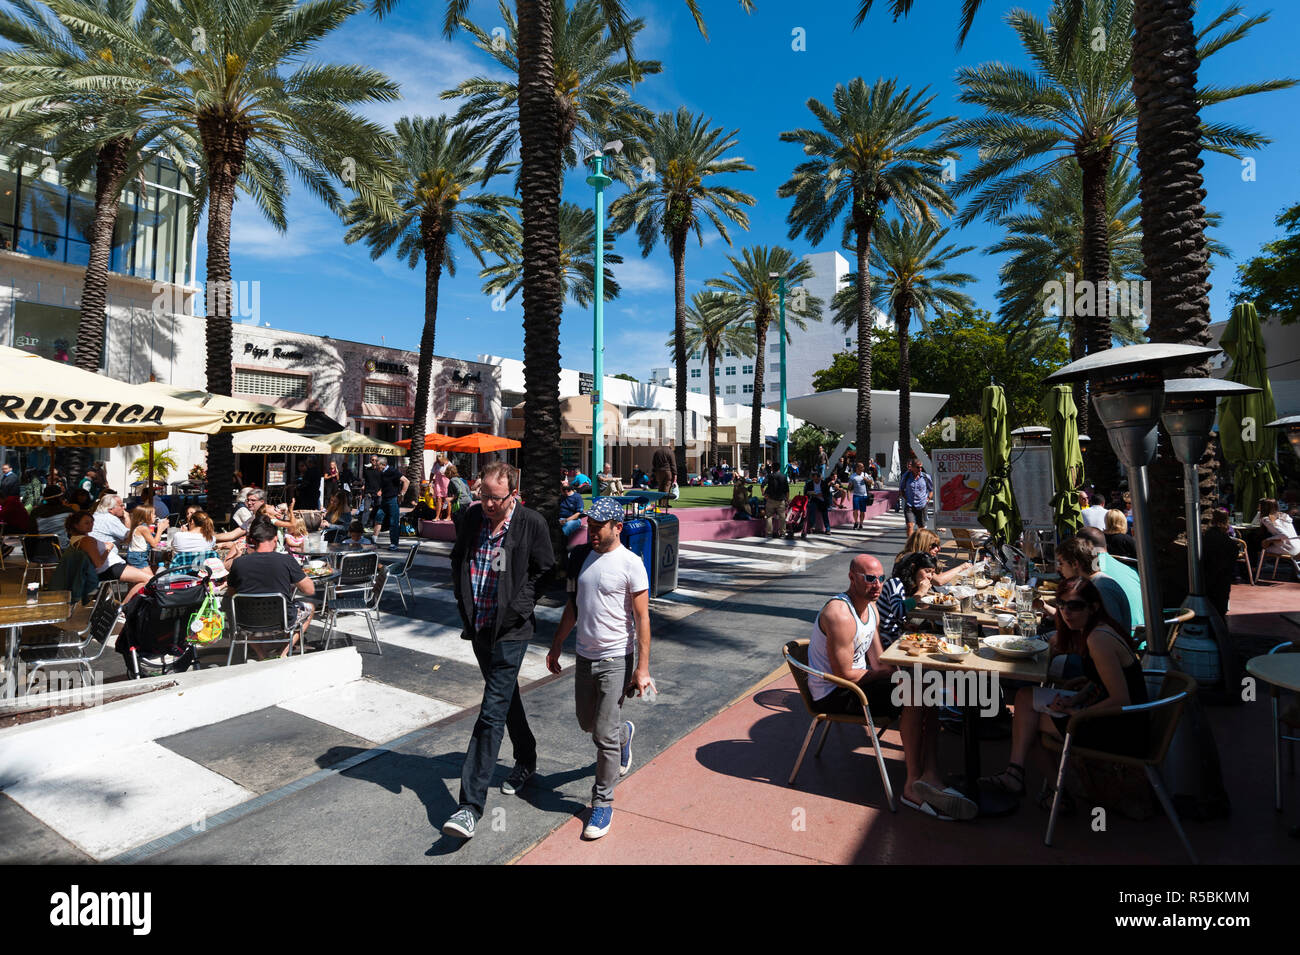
[996, 613, 1016, 634]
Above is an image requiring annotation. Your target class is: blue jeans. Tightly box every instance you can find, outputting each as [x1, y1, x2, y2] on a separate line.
[459, 632, 537, 819]
[563, 517, 582, 538]
[378, 496, 400, 547]
[807, 498, 829, 533]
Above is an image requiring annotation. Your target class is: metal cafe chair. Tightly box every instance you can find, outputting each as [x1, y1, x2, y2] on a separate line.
[383, 545, 419, 612]
[228, 593, 306, 665]
[323, 564, 388, 655]
[780, 639, 897, 812]
[1266, 641, 1299, 813]
[19, 582, 120, 692]
[1043, 669, 1199, 863]
[21, 535, 62, 589]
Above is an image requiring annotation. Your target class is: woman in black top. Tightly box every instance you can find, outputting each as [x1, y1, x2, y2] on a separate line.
[1103, 509, 1137, 558]
[980, 576, 1148, 801]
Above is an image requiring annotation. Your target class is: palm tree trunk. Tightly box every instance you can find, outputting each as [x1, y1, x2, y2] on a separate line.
[1079, 147, 1120, 494]
[1133, 0, 1214, 604]
[517, 0, 565, 563]
[671, 235, 689, 479]
[853, 219, 874, 472]
[197, 118, 247, 519]
[749, 314, 768, 475]
[68, 137, 131, 487]
[706, 344, 719, 471]
[408, 222, 444, 491]
[896, 298, 911, 462]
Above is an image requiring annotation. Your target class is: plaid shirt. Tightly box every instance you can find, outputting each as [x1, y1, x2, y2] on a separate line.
[469, 505, 514, 633]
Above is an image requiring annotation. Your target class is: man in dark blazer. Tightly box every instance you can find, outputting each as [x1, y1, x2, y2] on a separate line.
[442, 462, 556, 840]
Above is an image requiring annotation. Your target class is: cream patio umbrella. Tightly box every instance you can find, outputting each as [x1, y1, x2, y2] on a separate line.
[314, 429, 405, 455]
[228, 429, 332, 454]
[139, 382, 308, 432]
[0, 345, 224, 435]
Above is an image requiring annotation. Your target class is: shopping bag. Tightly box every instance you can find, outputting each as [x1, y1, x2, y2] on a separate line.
[186, 584, 226, 646]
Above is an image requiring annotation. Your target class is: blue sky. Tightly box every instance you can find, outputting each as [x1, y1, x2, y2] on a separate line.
[213, 0, 1300, 380]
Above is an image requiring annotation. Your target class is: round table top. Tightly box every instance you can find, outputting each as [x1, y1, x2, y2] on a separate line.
[1245, 653, 1300, 693]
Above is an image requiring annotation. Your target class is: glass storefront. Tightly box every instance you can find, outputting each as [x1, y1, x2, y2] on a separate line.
[11, 300, 98, 365]
[0, 150, 193, 285]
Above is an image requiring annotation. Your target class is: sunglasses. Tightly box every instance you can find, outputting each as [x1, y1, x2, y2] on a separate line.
[1060, 600, 1091, 612]
[855, 573, 885, 584]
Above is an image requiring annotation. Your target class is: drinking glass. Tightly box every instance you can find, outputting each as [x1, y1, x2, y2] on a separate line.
[942, 613, 962, 644]
[1016, 611, 1038, 639]
[1014, 585, 1033, 612]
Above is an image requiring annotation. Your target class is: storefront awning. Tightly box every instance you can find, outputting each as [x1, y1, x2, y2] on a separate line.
[228, 429, 332, 454]
[140, 382, 308, 431]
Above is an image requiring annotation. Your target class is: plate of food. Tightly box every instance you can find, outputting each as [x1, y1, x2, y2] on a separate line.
[982, 635, 1049, 659]
[928, 593, 961, 609]
[970, 576, 993, 589]
[897, 633, 941, 656]
[938, 639, 970, 660]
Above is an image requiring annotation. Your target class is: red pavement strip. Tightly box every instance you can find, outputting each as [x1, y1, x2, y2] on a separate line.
[519, 580, 1300, 866]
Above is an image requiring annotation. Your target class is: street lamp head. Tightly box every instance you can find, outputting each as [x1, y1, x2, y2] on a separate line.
[602, 139, 623, 155]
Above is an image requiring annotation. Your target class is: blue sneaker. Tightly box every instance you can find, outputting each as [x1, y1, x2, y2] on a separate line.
[620, 720, 635, 776]
[583, 805, 613, 840]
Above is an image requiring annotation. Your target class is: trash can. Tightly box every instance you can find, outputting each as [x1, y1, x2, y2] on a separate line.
[620, 515, 656, 592]
[647, 512, 679, 597]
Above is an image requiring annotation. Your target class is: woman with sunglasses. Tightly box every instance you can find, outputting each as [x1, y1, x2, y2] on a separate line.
[897, 528, 973, 587]
[877, 552, 938, 649]
[980, 576, 1148, 808]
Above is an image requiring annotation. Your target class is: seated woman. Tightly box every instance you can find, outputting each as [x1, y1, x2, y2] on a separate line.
[70, 487, 94, 512]
[1259, 497, 1300, 558]
[876, 552, 937, 649]
[323, 491, 351, 541]
[1103, 509, 1137, 558]
[895, 528, 973, 587]
[980, 576, 1148, 806]
[169, 509, 238, 569]
[126, 505, 166, 570]
[66, 510, 152, 601]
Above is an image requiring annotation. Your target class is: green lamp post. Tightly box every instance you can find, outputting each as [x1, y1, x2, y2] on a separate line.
[769, 271, 788, 471]
[586, 139, 622, 495]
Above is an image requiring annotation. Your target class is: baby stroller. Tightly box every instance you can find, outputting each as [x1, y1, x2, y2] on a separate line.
[115, 566, 212, 678]
[785, 495, 809, 538]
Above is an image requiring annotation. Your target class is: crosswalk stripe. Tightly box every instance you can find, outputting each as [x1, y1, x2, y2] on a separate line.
[677, 550, 791, 572]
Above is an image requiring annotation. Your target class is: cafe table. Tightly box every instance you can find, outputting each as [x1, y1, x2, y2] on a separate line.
[880, 632, 1050, 816]
[1, 590, 73, 699]
[1244, 652, 1300, 836]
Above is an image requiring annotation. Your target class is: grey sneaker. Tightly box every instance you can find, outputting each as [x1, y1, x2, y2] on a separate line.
[441, 808, 476, 840]
[501, 763, 535, 795]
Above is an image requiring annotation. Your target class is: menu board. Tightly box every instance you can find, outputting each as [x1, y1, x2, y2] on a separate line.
[1010, 445, 1056, 531]
[933, 448, 986, 528]
[267, 463, 286, 486]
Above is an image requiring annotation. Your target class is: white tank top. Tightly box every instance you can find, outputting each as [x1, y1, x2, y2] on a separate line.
[807, 594, 877, 701]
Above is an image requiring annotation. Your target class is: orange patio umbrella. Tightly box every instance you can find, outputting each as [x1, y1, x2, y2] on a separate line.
[395, 432, 459, 450]
[445, 432, 521, 453]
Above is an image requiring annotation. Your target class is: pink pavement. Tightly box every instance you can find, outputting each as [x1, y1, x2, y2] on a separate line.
[518, 580, 1300, 866]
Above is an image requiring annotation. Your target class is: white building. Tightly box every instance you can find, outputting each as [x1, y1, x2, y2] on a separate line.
[678, 250, 890, 404]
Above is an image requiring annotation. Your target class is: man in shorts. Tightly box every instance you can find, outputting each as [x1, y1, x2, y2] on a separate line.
[226, 518, 316, 658]
[546, 497, 654, 840]
[899, 458, 933, 539]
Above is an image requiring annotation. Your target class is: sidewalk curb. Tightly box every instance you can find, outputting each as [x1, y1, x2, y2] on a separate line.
[0, 648, 363, 790]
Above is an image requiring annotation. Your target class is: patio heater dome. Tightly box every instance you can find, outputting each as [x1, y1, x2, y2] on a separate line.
[1266, 415, 1300, 460]
[1164, 378, 1260, 465]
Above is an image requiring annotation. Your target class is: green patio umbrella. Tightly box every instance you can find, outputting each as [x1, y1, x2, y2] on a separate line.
[1044, 383, 1085, 539]
[1218, 302, 1280, 516]
[976, 384, 1022, 543]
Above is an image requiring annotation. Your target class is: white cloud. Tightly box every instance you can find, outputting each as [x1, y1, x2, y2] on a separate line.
[611, 257, 671, 292]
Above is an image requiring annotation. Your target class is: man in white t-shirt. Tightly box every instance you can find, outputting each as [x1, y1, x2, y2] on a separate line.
[547, 496, 653, 840]
[1080, 493, 1108, 530]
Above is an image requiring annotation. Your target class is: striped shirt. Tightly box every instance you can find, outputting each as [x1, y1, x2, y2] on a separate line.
[876, 578, 907, 649]
[469, 505, 514, 633]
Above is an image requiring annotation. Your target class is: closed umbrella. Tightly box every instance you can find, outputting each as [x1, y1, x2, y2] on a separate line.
[976, 384, 1022, 544]
[445, 432, 521, 454]
[1217, 301, 1279, 516]
[1044, 383, 1085, 539]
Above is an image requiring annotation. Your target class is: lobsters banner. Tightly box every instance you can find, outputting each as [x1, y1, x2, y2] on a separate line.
[932, 448, 986, 528]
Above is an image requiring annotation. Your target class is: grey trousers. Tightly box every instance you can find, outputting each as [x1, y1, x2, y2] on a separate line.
[575, 654, 634, 807]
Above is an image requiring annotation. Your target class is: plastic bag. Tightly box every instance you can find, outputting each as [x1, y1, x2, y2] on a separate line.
[186, 583, 225, 646]
[669, 481, 680, 501]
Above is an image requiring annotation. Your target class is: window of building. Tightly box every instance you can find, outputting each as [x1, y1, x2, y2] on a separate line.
[845, 337, 853, 349]
[725, 348, 735, 357]
[446, 391, 480, 413]
[690, 350, 701, 360]
[725, 385, 736, 396]
[769, 381, 781, 392]
[714, 386, 720, 395]
[364, 382, 408, 406]
[690, 368, 701, 379]
[11, 301, 102, 366]
[742, 364, 753, 375]
[769, 343, 780, 353]
[769, 361, 780, 370]
[234, 368, 309, 400]
[743, 383, 754, 394]
[725, 366, 736, 376]
[690, 387, 701, 394]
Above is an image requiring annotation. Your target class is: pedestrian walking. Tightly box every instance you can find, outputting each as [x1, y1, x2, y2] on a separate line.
[442, 463, 556, 841]
[763, 464, 790, 538]
[899, 457, 934, 539]
[546, 497, 654, 840]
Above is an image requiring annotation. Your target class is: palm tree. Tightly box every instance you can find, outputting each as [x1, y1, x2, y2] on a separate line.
[344, 116, 516, 487]
[705, 246, 822, 472]
[65, 0, 401, 514]
[857, 219, 974, 461]
[989, 153, 1230, 355]
[0, 0, 194, 380]
[671, 291, 754, 470]
[608, 107, 755, 478]
[945, 0, 1288, 489]
[370, 1, 751, 560]
[779, 77, 954, 470]
[442, 0, 659, 184]
[480, 201, 621, 308]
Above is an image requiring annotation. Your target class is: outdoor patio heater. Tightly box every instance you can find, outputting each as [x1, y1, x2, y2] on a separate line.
[1267, 415, 1300, 461]
[1046, 343, 1219, 666]
[1162, 378, 1260, 687]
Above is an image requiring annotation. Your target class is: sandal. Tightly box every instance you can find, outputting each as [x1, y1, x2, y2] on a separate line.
[979, 763, 1025, 796]
[1037, 782, 1077, 815]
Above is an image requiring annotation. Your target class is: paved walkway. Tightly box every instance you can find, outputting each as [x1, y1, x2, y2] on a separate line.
[0, 517, 904, 863]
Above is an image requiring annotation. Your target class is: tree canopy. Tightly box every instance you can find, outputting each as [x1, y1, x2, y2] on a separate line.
[1233, 202, 1300, 322]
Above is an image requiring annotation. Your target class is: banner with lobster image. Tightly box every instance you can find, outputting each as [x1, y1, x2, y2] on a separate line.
[933, 448, 986, 528]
